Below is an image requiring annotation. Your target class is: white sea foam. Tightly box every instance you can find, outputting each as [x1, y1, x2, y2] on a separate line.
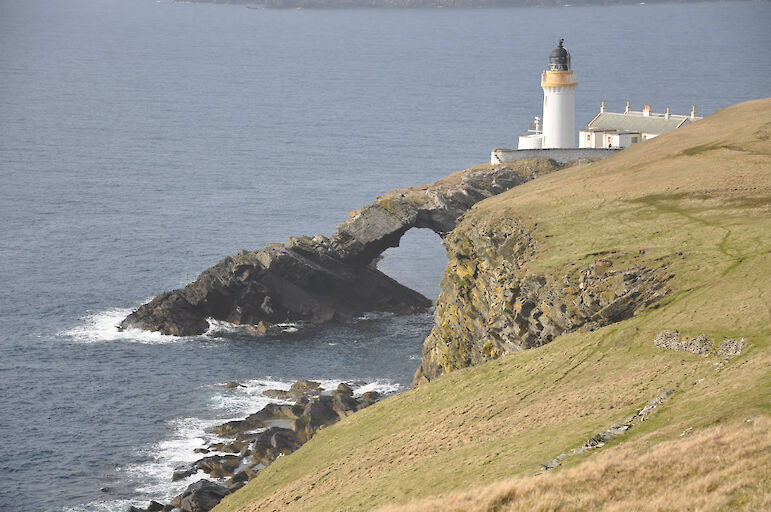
[122, 416, 231, 501]
[61, 307, 185, 345]
[205, 319, 302, 337]
[351, 379, 402, 396]
[61, 498, 136, 512]
[209, 377, 294, 416]
[354, 311, 395, 321]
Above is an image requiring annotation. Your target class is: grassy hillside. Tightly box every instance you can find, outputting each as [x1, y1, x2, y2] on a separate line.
[215, 98, 771, 511]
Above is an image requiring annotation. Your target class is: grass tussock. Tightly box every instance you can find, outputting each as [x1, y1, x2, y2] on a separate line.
[376, 417, 771, 512]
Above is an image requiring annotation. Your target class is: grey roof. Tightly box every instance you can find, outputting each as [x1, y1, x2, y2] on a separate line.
[587, 112, 693, 134]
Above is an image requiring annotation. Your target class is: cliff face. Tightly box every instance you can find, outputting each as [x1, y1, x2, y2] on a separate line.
[413, 214, 672, 384]
[121, 159, 564, 335]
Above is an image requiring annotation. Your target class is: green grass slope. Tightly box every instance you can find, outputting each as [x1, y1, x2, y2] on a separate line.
[215, 98, 771, 512]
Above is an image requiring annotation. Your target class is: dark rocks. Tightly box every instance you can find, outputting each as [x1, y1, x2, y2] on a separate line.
[120, 160, 559, 336]
[226, 470, 250, 490]
[120, 239, 430, 336]
[124, 501, 173, 512]
[251, 427, 300, 465]
[209, 402, 303, 436]
[170, 480, 229, 512]
[263, 380, 324, 401]
[146, 502, 165, 512]
[194, 454, 241, 478]
[223, 381, 243, 389]
[336, 382, 353, 396]
[133, 381, 388, 512]
[361, 391, 380, 402]
[171, 464, 197, 482]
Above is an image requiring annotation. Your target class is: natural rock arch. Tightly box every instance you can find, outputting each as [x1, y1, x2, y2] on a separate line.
[120, 159, 563, 336]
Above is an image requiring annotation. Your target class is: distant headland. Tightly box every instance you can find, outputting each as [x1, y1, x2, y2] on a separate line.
[177, 0, 738, 9]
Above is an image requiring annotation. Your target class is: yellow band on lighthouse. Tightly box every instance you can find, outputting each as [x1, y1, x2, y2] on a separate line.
[541, 70, 578, 88]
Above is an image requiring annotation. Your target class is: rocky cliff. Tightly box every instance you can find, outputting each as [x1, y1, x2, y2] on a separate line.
[121, 159, 564, 335]
[413, 215, 673, 384]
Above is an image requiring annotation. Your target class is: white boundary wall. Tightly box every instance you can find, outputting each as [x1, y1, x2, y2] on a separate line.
[491, 148, 622, 165]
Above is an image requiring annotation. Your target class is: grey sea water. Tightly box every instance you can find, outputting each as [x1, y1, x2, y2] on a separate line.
[0, 0, 769, 510]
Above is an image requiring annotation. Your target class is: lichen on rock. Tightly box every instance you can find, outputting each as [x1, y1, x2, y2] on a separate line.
[414, 215, 673, 386]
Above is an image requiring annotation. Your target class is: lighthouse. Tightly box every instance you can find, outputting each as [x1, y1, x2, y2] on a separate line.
[517, 39, 578, 150]
[541, 39, 577, 148]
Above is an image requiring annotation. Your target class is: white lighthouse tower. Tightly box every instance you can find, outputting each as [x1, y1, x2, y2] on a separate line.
[517, 39, 577, 150]
[541, 39, 577, 148]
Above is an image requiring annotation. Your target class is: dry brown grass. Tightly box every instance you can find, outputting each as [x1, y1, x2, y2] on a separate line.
[377, 417, 771, 512]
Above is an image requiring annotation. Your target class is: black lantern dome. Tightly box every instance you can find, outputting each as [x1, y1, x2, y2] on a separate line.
[549, 39, 570, 71]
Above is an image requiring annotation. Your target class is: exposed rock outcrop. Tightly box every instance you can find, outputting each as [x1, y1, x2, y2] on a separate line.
[120, 159, 564, 335]
[414, 215, 673, 385]
[654, 330, 747, 359]
[540, 388, 675, 471]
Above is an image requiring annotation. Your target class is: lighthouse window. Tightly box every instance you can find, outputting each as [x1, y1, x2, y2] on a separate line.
[544, 97, 548, 106]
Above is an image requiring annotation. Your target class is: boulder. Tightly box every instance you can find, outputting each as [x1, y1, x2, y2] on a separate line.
[223, 381, 243, 389]
[226, 470, 250, 490]
[146, 502, 165, 512]
[171, 464, 197, 482]
[290, 380, 322, 394]
[361, 391, 381, 402]
[336, 382, 354, 396]
[251, 427, 299, 466]
[330, 390, 359, 418]
[262, 389, 291, 400]
[194, 454, 241, 478]
[210, 402, 303, 436]
[171, 480, 228, 512]
[207, 441, 243, 454]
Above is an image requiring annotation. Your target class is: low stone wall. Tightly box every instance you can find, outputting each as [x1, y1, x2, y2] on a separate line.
[491, 148, 622, 165]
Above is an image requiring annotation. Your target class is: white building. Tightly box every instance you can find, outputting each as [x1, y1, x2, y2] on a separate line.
[579, 101, 702, 149]
[518, 39, 577, 150]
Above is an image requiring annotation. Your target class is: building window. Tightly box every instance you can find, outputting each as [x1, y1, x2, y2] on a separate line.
[632, 136, 639, 143]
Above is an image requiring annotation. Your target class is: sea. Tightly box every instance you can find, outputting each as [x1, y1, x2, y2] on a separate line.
[0, 0, 768, 510]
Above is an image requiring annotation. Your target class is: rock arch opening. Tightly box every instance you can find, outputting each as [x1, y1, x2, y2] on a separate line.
[377, 228, 446, 301]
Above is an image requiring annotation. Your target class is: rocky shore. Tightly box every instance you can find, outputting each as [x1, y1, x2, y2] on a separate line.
[126, 380, 384, 512]
[120, 159, 564, 336]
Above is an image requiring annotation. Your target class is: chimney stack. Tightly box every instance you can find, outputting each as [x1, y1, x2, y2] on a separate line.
[625, 100, 630, 114]
[665, 106, 671, 119]
[601, 100, 606, 113]
[691, 105, 696, 120]
[643, 104, 651, 117]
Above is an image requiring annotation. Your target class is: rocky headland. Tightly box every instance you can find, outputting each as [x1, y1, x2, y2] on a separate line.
[203, 100, 771, 511]
[120, 158, 564, 336]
